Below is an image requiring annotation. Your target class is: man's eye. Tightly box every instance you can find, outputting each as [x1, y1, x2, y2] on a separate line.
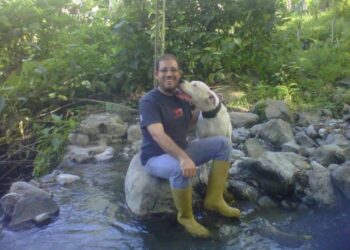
[160, 68, 178, 73]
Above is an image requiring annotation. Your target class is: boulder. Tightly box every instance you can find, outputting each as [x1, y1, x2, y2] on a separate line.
[233, 152, 298, 197]
[305, 125, 318, 139]
[296, 111, 322, 126]
[127, 124, 142, 143]
[9, 181, 50, 197]
[67, 133, 89, 146]
[1, 182, 59, 227]
[331, 162, 350, 200]
[244, 138, 266, 158]
[124, 154, 174, 217]
[229, 111, 260, 128]
[64, 144, 108, 163]
[295, 132, 317, 147]
[323, 133, 349, 147]
[94, 146, 115, 161]
[56, 174, 81, 185]
[258, 152, 299, 181]
[253, 99, 293, 123]
[305, 161, 336, 207]
[259, 119, 295, 149]
[125, 153, 201, 218]
[228, 180, 259, 202]
[282, 141, 301, 154]
[9, 195, 59, 227]
[78, 112, 127, 141]
[257, 196, 279, 209]
[232, 128, 251, 143]
[278, 152, 311, 170]
[311, 144, 346, 167]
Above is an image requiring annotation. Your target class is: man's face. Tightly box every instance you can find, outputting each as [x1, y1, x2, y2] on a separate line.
[155, 59, 181, 94]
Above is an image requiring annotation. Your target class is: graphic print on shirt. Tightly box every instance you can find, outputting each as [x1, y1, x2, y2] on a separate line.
[173, 107, 184, 119]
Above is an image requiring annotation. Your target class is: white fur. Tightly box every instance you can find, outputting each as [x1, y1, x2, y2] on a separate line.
[180, 80, 232, 142]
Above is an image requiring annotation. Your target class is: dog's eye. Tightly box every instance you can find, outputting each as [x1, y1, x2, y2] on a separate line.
[193, 83, 197, 87]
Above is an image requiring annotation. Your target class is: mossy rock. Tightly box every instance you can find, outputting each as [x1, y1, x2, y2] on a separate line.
[252, 100, 267, 120]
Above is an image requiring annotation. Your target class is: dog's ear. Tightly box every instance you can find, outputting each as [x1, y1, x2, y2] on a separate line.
[207, 92, 216, 105]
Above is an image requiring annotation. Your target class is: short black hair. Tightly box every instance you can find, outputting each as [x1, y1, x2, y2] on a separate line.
[155, 54, 181, 72]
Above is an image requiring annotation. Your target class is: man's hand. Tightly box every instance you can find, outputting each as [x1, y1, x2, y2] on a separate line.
[148, 123, 197, 177]
[180, 157, 197, 177]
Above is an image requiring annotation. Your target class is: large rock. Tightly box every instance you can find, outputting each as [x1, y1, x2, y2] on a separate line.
[9, 181, 49, 197]
[67, 133, 89, 146]
[127, 124, 142, 143]
[295, 132, 317, 147]
[323, 133, 349, 147]
[232, 152, 298, 197]
[9, 195, 59, 227]
[1, 182, 59, 227]
[253, 99, 293, 123]
[258, 152, 299, 182]
[311, 144, 346, 167]
[228, 180, 259, 202]
[259, 119, 295, 149]
[278, 152, 311, 170]
[124, 153, 204, 218]
[229, 111, 260, 128]
[124, 154, 175, 217]
[296, 111, 322, 126]
[64, 144, 108, 163]
[282, 141, 301, 154]
[78, 112, 127, 141]
[331, 162, 350, 200]
[244, 138, 266, 158]
[305, 161, 336, 207]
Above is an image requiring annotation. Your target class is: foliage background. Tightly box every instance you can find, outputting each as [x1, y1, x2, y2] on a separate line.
[1, 0, 350, 186]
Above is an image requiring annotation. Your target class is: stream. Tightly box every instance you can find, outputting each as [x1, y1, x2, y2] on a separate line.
[0, 155, 350, 250]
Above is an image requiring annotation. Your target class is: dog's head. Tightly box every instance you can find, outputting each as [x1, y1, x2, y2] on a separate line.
[179, 80, 219, 112]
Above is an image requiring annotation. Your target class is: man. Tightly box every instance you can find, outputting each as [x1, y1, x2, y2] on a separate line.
[139, 54, 240, 238]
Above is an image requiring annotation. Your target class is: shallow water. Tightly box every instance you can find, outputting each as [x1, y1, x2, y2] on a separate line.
[0, 158, 349, 250]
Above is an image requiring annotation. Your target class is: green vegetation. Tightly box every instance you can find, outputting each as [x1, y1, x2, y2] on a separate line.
[1, 0, 349, 181]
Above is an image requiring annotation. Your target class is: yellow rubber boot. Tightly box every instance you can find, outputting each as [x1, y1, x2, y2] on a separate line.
[171, 186, 210, 238]
[204, 160, 241, 218]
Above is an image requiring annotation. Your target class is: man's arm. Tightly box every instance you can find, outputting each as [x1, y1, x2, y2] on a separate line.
[147, 123, 196, 177]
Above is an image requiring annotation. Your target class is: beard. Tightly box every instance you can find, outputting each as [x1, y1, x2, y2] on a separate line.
[158, 79, 178, 94]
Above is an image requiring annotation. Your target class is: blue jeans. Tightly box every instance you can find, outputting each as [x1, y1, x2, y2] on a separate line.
[144, 136, 231, 189]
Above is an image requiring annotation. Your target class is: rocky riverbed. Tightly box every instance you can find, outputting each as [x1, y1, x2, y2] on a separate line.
[1, 99, 350, 249]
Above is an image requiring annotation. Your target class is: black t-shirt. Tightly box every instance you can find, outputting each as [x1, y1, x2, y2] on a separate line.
[139, 88, 192, 165]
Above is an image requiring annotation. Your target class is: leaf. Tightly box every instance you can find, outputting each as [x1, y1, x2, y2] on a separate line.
[34, 65, 47, 75]
[113, 20, 126, 33]
[51, 114, 62, 122]
[51, 137, 62, 150]
[81, 80, 91, 88]
[57, 95, 68, 101]
[233, 38, 242, 47]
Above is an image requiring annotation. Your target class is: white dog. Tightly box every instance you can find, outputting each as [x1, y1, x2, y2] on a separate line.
[179, 80, 232, 142]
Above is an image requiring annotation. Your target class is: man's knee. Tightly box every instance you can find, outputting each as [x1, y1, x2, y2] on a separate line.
[215, 136, 232, 161]
[170, 167, 190, 189]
